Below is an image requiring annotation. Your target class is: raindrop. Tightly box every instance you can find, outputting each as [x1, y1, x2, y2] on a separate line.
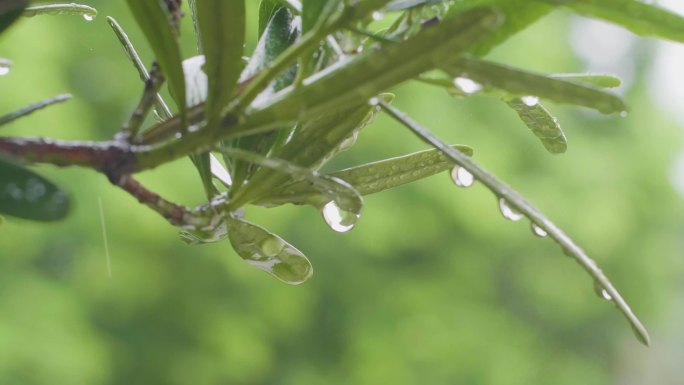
[372, 11, 384, 21]
[521, 96, 539, 106]
[593, 280, 613, 301]
[619, 110, 628, 118]
[531, 223, 548, 237]
[450, 166, 474, 188]
[83, 13, 95, 21]
[322, 201, 359, 233]
[0, 63, 10, 76]
[498, 198, 523, 221]
[452, 77, 482, 95]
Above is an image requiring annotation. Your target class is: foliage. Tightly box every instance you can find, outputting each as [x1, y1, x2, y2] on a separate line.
[2, 0, 684, 366]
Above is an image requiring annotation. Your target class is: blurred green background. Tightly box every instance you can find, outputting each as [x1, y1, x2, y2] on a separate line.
[2, 1, 684, 384]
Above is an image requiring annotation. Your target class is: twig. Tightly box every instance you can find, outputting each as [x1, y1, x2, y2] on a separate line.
[377, 99, 651, 346]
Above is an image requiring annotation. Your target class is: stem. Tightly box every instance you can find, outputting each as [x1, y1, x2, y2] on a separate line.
[119, 64, 165, 141]
[377, 100, 651, 346]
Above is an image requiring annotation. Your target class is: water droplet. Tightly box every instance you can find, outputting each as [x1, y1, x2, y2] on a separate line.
[174, 132, 183, 139]
[521, 96, 539, 106]
[450, 166, 474, 188]
[619, 110, 628, 118]
[368, 97, 379, 106]
[82, 13, 95, 21]
[322, 201, 359, 233]
[498, 198, 523, 221]
[452, 77, 482, 95]
[531, 223, 548, 237]
[372, 11, 384, 21]
[593, 280, 613, 301]
[339, 131, 359, 151]
[0, 63, 10, 76]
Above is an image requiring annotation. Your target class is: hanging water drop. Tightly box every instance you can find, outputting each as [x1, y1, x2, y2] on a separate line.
[619, 110, 628, 118]
[372, 11, 384, 21]
[521, 96, 539, 106]
[450, 166, 474, 188]
[82, 13, 95, 21]
[322, 201, 359, 233]
[452, 77, 482, 95]
[531, 223, 548, 237]
[0, 60, 11, 76]
[593, 280, 613, 301]
[498, 198, 523, 221]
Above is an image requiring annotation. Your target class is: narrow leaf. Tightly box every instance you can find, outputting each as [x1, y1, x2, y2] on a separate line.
[442, 57, 627, 114]
[195, 0, 245, 127]
[227, 216, 313, 285]
[0, 156, 70, 222]
[0, 94, 71, 127]
[548, 0, 684, 43]
[550, 73, 622, 88]
[125, 0, 186, 120]
[255, 145, 473, 207]
[220, 148, 363, 222]
[504, 97, 567, 154]
[377, 99, 651, 347]
[23, 3, 97, 20]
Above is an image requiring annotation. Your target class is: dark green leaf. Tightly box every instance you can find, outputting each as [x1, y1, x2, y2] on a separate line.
[230, 7, 300, 188]
[227, 216, 313, 285]
[125, 0, 186, 120]
[0, 0, 28, 34]
[0, 156, 71, 222]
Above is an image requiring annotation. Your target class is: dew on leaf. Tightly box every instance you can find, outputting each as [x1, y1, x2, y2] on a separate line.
[322, 200, 359, 233]
[531, 222, 548, 237]
[452, 77, 482, 95]
[521, 96, 539, 106]
[498, 198, 523, 221]
[593, 280, 613, 301]
[450, 166, 474, 188]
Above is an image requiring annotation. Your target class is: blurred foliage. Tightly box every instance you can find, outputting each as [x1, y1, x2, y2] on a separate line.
[1, 1, 684, 385]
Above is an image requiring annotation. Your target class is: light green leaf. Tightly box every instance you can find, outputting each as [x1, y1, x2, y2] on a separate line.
[505, 97, 567, 154]
[550, 73, 622, 88]
[230, 94, 389, 208]
[548, 0, 684, 43]
[23, 3, 97, 20]
[0, 156, 70, 222]
[442, 57, 627, 114]
[258, 0, 281, 37]
[244, 7, 503, 127]
[0, 94, 71, 127]
[125, 0, 186, 120]
[255, 145, 474, 207]
[227, 216, 313, 285]
[220, 148, 363, 227]
[195, 0, 245, 128]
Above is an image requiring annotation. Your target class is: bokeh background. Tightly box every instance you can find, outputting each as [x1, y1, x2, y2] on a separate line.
[2, 1, 684, 384]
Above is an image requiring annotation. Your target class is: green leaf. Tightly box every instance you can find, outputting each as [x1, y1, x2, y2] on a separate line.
[244, 7, 503, 127]
[442, 57, 627, 114]
[504, 97, 567, 154]
[23, 3, 97, 20]
[230, 94, 389, 209]
[220, 148, 363, 228]
[125, 0, 186, 120]
[0, 0, 28, 34]
[195, 0, 245, 128]
[230, 7, 301, 188]
[550, 73, 622, 88]
[227, 216, 313, 285]
[548, 0, 684, 42]
[0, 156, 70, 222]
[302, 0, 338, 33]
[0, 94, 72, 127]
[255, 145, 474, 207]
[258, 0, 280, 37]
